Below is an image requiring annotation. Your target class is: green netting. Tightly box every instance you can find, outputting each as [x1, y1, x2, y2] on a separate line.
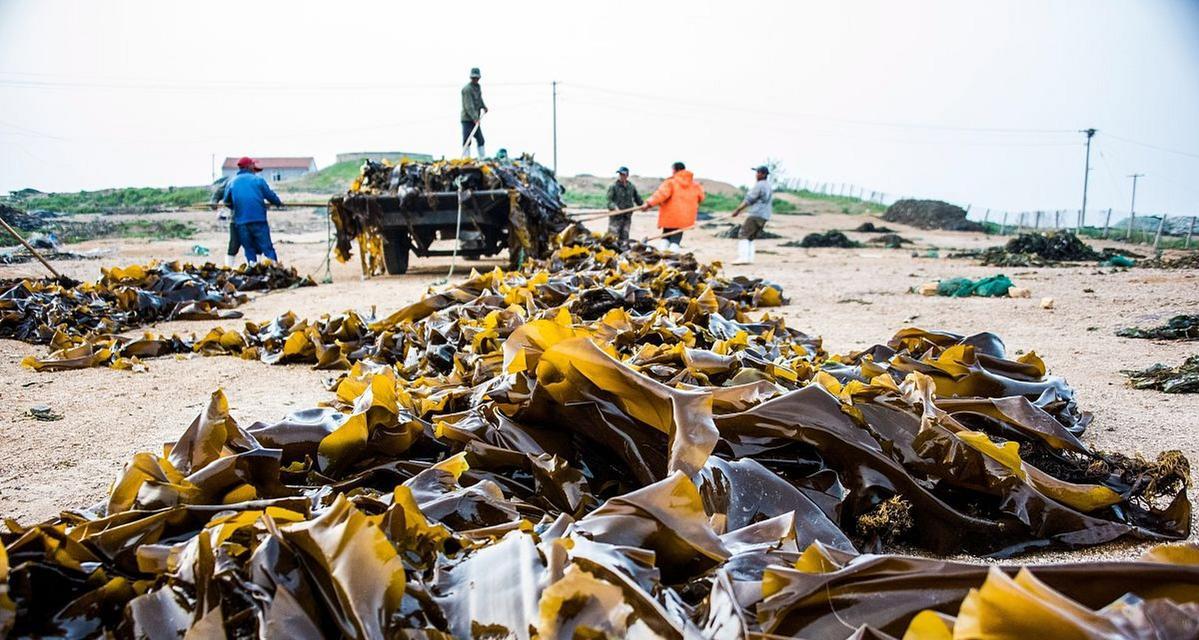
[935, 274, 1013, 298]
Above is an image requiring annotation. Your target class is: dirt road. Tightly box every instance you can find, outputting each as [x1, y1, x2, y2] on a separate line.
[1, 201, 1196, 561]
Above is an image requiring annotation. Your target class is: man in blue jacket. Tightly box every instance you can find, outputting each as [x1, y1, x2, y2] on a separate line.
[223, 156, 284, 264]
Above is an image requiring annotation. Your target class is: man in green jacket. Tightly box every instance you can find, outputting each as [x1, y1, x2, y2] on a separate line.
[605, 166, 643, 243]
[461, 67, 488, 158]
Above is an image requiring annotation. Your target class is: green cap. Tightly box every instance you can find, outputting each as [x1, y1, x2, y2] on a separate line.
[470, 67, 481, 78]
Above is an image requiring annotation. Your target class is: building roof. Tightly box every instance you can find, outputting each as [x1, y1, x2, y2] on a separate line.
[221, 157, 316, 170]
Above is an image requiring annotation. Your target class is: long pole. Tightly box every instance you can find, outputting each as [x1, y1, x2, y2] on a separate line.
[1153, 214, 1167, 252]
[552, 80, 558, 174]
[1127, 173, 1143, 241]
[1080, 128, 1096, 231]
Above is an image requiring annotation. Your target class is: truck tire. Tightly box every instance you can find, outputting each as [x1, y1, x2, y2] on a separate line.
[382, 232, 411, 275]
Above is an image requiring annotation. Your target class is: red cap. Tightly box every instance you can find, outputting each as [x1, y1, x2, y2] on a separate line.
[236, 156, 261, 171]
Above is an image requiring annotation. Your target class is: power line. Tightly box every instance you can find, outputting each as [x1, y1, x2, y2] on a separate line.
[565, 82, 1078, 135]
[1100, 131, 1199, 161]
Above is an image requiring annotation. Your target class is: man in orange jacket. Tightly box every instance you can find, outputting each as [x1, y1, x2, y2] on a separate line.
[641, 161, 705, 252]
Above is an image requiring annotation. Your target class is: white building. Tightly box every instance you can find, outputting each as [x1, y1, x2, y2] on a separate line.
[221, 157, 317, 183]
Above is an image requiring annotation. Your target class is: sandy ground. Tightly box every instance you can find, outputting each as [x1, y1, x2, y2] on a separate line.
[2, 199, 1197, 562]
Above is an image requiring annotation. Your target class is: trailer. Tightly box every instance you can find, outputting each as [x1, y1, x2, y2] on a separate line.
[328, 157, 567, 276]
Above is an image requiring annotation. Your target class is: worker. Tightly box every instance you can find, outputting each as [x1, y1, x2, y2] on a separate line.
[208, 176, 242, 268]
[223, 156, 283, 265]
[729, 165, 774, 264]
[641, 161, 705, 252]
[605, 166, 643, 243]
[461, 67, 488, 158]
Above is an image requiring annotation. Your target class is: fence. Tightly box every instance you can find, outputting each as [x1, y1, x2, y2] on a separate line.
[778, 176, 1198, 249]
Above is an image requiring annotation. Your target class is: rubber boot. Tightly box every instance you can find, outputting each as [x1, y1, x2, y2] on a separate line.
[224, 254, 235, 268]
[477, 144, 486, 159]
[747, 240, 755, 264]
[668, 242, 681, 254]
[733, 239, 751, 264]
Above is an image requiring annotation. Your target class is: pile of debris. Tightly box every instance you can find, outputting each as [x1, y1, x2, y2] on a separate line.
[882, 199, 983, 231]
[1123, 355, 1199, 393]
[0, 203, 45, 234]
[329, 155, 571, 275]
[3, 228, 1195, 638]
[784, 230, 861, 248]
[1, 262, 314, 368]
[1117, 314, 1199, 341]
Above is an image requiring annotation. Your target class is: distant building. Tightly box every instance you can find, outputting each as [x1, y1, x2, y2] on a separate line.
[336, 151, 434, 164]
[221, 157, 317, 183]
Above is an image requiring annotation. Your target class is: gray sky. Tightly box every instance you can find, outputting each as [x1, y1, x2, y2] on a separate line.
[2, 0, 1198, 221]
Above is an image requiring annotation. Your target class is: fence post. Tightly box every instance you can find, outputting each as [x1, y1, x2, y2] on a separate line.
[1000, 212, 1008, 235]
[1153, 214, 1167, 252]
[1102, 208, 1112, 239]
[1017, 212, 1025, 234]
[983, 209, 990, 227]
[1054, 210, 1060, 229]
[1186, 216, 1196, 249]
[1127, 211, 1136, 241]
[1035, 211, 1042, 229]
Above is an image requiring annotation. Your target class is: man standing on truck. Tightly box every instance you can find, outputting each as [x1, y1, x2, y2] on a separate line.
[223, 156, 283, 265]
[641, 162, 705, 252]
[606, 166, 643, 243]
[729, 165, 773, 264]
[461, 67, 488, 158]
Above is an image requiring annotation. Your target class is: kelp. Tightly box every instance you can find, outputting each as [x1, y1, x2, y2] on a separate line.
[784, 230, 861, 248]
[0, 260, 314, 347]
[1117, 315, 1199, 341]
[955, 231, 1139, 268]
[2, 229, 1195, 637]
[328, 155, 571, 276]
[1122, 355, 1199, 393]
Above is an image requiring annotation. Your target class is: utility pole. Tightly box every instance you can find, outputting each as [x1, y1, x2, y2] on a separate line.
[551, 81, 558, 174]
[1127, 173, 1143, 241]
[1079, 128, 1096, 231]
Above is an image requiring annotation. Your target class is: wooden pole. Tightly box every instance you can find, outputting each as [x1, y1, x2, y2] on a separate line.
[1035, 211, 1042, 230]
[1001, 212, 1008, 235]
[0, 215, 63, 279]
[1102, 208, 1112, 239]
[1054, 210, 1060, 229]
[1186, 216, 1196, 249]
[1153, 214, 1167, 252]
[1127, 211, 1136, 241]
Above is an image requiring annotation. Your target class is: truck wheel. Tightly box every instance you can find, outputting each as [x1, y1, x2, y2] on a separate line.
[382, 233, 411, 275]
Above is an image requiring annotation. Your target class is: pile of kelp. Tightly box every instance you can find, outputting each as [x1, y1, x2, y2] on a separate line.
[1117, 314, 1199, 341]
[3, 230, 1197, 638]
[1, 261, 314, 368]
[784, 230, 861, 248]
[957, 231, 1138, 267]
[1140, 252, 1199, 270]
[1123, 355, 1199, 394]
[328, 155, 571, 276]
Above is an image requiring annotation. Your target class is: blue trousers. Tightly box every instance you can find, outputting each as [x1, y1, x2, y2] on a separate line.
[234, 221, 277, 263]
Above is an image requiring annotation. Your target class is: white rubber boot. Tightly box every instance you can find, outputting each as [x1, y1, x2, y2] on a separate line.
[224, 254, 235, 268]
[747, 239, 755, 264]
[668, 242, 681, 253]
[477, 144, 486, 159]
[733, 239, 751, 264]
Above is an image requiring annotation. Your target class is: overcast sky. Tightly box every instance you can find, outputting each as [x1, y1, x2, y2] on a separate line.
[2, 0, 1197, 220]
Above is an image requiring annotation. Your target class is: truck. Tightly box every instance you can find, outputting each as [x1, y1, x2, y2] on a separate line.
[328, 156, 567, 276]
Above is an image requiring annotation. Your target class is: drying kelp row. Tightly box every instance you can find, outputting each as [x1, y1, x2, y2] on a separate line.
[3, 230, 1196, 638]
[0, 261, 313, 355]
[329, 155, 571, 276]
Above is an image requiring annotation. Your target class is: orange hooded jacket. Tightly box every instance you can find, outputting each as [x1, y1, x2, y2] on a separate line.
[646, 170, 705, 229]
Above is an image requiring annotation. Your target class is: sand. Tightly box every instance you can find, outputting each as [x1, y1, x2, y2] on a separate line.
[1, 200, 1196, 561]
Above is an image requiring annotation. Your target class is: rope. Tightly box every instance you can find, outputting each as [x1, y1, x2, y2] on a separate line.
[431, 181, 467, 286]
